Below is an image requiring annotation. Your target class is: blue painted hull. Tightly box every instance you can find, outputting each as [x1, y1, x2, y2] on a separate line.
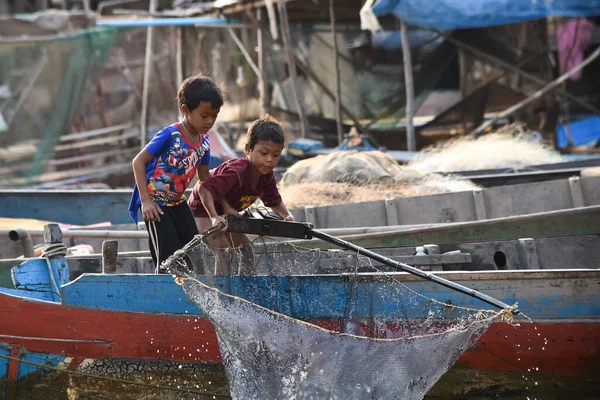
[1, 269, 599, 398]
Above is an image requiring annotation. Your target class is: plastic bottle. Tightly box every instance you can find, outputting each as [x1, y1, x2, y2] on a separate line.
[415, 246, 430, 271]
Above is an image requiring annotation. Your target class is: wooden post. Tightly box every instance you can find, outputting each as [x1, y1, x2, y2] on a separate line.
[102, 240, 119, 274]
[458, 48, 469, 134]
[469, 45, 600, 137]
[400, 20, 416, 151]
[257, 9, 270, 116]
[458, 49, 469, 99]
[246, 8, 368, 134]
[96, 83, 109, 127]
[140, 0, 158, 150]
[329, 0, 343, 145]
[277, 0, 309, 137]
[43, 224, 63, 245]
[176, 26, 183, 121]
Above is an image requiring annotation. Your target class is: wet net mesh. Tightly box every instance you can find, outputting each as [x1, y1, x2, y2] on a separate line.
[166, 233, 511, 400]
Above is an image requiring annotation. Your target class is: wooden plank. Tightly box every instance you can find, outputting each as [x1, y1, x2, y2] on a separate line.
[217, 0, 295, 16]
[304, 206, 316, 226]
[472, 189, 487, 220]
[5, 162, 131, 187]
[11, 259, 53, 291]
[518, 238, 540, 269]
[319, 253, 472, 271]
[301, 206, 600, 250]
[384, 198, 399, 226]
[49, 148, 138, 168]
[568, 176, 585, 208]
[102, 240, 119, 274]
[59, 123, 132, 142]
[54, 130, 138, 152]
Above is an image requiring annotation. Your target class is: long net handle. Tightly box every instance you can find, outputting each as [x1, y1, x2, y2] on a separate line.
[309, 228, 519, 315]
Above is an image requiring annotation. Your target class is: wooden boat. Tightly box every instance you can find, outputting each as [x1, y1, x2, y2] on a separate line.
[0, 223, 598, 399]
[2, 204, 600, 287]
[0, 174, 598, 231]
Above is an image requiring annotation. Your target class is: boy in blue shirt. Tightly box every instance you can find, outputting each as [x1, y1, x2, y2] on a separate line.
[129, 75, 223, 271]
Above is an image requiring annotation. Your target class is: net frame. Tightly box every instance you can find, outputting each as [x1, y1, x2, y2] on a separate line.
[166, 233, 515, 399]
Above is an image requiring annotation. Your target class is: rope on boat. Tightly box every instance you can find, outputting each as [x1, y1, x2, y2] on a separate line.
[41, 243, 68, 258]
[0, 353, 231, 399]
[0, 334, 110, 343]
[41, 242, 68, 300]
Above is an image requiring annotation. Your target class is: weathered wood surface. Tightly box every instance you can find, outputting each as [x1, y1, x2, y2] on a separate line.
[296, 205, 600, 250]
[1, 253, 599, 398]
[2, 231, 599, 289]
[1, 175, 598, 227]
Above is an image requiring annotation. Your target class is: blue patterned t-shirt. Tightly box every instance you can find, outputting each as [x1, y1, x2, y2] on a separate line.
[128, 122, 210, 223]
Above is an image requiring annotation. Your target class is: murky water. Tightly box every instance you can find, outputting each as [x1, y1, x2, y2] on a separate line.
[10, 356, 598, 400]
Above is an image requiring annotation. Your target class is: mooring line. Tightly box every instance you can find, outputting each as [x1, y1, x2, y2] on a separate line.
[0, 334, 110, 343]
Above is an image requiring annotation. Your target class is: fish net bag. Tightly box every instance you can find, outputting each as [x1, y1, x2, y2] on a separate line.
[164, 233, 511, 400]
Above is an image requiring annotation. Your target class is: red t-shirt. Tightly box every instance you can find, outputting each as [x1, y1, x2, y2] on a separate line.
[188, 158, 282, 218]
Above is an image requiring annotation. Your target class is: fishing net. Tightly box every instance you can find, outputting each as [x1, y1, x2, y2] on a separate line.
[166, 232, 512, 400]
[0, 26, 119, 186]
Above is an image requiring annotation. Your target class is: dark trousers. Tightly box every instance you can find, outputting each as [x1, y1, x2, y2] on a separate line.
[145, 202, 198, 271]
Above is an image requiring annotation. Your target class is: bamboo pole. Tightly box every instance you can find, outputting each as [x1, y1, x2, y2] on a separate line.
[277, 0, 309, 137]
[257, 9, 270, 116]
[140, 0, 158, 150]
[176, 26, 183, 120]
[469, 45, 600, 138]
[329, 0, 343, 145]
[245, 10, 368, 134]
[227, 27, 261, 79]
[400, 21, 416, 151]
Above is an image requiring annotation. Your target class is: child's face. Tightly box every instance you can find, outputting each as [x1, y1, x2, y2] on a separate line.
[245, 140, 283, 176]
[182, 101, 220, 135]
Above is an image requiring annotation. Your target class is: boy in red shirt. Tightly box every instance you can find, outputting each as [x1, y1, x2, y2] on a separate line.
[188, 114, 294, 274]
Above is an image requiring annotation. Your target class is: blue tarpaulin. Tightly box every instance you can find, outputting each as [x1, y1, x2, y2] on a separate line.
[556, 116, 600, 149]
[372, 0, 600, 29]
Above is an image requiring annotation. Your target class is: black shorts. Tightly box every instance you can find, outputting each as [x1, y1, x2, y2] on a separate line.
[145, 201, 198, 270]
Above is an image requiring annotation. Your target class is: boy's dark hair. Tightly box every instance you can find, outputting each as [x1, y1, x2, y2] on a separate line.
[177, 74, 224, 111]
[246, 114, 285, 150]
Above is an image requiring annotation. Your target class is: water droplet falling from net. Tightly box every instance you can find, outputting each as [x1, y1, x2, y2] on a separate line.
[168, 234, 512, 399]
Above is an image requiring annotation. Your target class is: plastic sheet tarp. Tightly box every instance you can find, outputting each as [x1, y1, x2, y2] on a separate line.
[557, 116, 600, 149]
[372, 0, 600, 29]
